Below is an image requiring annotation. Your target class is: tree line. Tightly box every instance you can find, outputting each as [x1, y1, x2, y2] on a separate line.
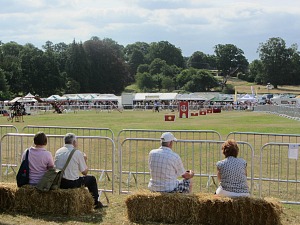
[0, 36, 299, 100]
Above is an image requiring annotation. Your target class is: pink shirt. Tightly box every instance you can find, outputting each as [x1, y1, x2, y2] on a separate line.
[21, 146, 54, 185]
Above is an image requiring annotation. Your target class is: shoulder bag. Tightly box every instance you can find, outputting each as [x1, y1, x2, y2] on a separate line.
[16, 149, 30, 187]
[36, 149, 76, 192]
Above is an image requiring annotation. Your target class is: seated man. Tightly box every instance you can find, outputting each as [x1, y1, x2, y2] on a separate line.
[54, 133, 106, 209]
[148, 132, 194, 193]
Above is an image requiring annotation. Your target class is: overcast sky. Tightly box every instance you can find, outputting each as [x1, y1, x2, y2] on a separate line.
[1, 0, 299, 62]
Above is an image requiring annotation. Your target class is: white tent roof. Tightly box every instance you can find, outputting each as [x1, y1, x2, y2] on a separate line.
[93, 94, 118, 101]
[9, 97, 22, 103]
[176, 93, 208, 101]
[46, 95, 61, 101]
[24, 92, 35, 98]
[10, 96, 37, 103]
[159, 93, 178, 100]
[238, 94, 257, 102]
[134, 93, 177, 101]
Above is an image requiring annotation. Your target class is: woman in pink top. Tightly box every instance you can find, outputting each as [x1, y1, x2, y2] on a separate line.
[21, 132, 54, 185]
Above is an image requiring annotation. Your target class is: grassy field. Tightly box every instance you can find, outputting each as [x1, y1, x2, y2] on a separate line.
[0, 109, 299, 224]
[227, 77, 300, 95]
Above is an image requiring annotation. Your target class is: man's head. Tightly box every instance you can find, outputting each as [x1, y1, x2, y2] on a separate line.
[34, 132, 47, 146]
[64, 133, 77, 147]
[160, 132, 177, 147]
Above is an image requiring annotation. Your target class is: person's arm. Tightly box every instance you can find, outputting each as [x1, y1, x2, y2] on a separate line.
[78, 151, 88, 175]
[47, 152, 55, 169]
[81, 168, 88, 176]
[217, 168, 221, 183]
[182, 170, 194, 179]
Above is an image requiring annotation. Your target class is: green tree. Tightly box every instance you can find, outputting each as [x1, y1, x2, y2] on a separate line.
[0, 41, 24, 95]
[258, 37, 297, 88]
[161, 76, 175, 91]
[124, 42, 149, 75]
[65, 41, 90, 93]
[147, 41, 184, 67]
[149, 58, 167, 75]
[0, 69, 10, 100]
[83, 39, 131, 94]
[137, 64, 149, 73]
[247, 60, 264, 84]
[183, 70, 218, 92]
[19, 43, 63, 96]
[214, 44, 249, 89]
[290, 50, 300, 85]
[176, 68, 197, 88]
[135, 72, 155, 91]
[187, 51, 214, 69]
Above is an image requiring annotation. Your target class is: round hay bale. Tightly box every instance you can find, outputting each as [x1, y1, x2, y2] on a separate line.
[0, 182, 17, 211]
[14, 185, 94, 215]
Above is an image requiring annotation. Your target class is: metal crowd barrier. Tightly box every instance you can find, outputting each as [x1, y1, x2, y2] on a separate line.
[117, 129, 222, 146]
[0, 133, 115, 196]
[226, 132, 300, 182]
[226, 131, 300, 152]
[259, 142, 300, 204]
[0, 125, 18, 138]
[118, 138, 254, 195]
[22, 125, 114, 140]
[254, 105, 300, 120]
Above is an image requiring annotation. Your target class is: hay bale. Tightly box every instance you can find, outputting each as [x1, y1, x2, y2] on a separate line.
[125, 190, 283, 225]
[15, 185, 94, 215]
[0, 183, 17, 211]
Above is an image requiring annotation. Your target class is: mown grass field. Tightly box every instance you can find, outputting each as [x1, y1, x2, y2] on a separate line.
[0, 109, 299, 224]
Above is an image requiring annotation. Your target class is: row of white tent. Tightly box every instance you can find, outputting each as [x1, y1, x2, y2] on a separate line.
[8, 92, 300, 104]
[8, 93, 119, 103]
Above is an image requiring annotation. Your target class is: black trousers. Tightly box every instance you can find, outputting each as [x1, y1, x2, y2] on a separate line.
[60, 175, 99, 205]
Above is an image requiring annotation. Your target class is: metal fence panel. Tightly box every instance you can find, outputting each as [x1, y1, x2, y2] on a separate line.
[254, 105, 300, 120]
[21, 125, 114, 139]
[119, 138, 254, 195]
[259, 142, 300, 204]
[0, 133, 115, 194]
[226, 132, 300, 183]
[0, 125, 18, 138]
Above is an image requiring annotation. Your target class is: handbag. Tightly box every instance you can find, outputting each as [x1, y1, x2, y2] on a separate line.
[36, 149, 76, 192]
[16, 149, 30, 187]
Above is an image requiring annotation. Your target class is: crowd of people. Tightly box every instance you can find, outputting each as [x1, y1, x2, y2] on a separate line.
[20, 131, 249, 212]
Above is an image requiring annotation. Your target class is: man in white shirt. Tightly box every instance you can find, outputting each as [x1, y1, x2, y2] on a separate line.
[148, 132, 194, 193]
[54, 133, 106, 209]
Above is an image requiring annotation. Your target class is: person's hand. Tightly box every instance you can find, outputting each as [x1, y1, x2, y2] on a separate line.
[83, 152, 87, 161]
[187, 170, 194, 179]
[185, 170, 194, 179]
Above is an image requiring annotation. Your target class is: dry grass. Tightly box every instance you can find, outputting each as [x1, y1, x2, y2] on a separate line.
[125, 190, 283, 225]
[0, 183, 94, 216]
[0, 191, 299, 224]
[227, 77, 300, 94]
[0, 182, 17, 211]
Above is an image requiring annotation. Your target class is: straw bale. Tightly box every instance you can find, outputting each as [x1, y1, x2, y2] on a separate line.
[15, 185, 94, 215]
[0, 182, 18, 211]
[125, 190, 283, 225]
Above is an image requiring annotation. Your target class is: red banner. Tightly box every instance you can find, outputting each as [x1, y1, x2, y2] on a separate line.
[164, 114, 175, 121]
[179, 101, 189, 118]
